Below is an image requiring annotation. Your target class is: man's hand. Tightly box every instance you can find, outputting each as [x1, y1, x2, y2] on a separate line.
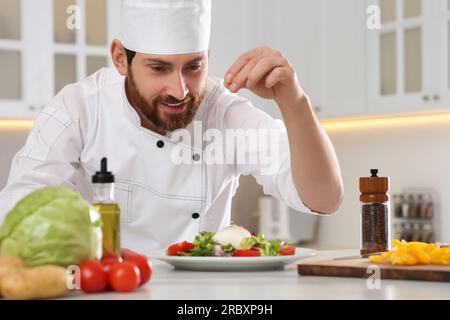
[224, 46, 343, 215]
[224, 46, 306, 109]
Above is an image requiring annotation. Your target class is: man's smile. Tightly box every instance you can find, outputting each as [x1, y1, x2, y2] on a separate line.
[159, 100, 190, 114]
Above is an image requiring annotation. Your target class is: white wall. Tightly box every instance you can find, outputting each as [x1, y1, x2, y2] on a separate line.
[317, 120, 450, 249]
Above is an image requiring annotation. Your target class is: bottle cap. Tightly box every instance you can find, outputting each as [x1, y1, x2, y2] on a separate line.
[92, 157, 115, 183]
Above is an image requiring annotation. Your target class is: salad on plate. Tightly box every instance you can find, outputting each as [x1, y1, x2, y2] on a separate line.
[166, 225, 296, 257]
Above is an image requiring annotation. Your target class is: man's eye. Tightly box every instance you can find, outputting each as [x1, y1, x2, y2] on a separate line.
[189, 64, 202, 71]
[150, 66, 166, 72]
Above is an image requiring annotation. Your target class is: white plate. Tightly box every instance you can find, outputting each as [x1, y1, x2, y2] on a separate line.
[148, 248, 317, 271]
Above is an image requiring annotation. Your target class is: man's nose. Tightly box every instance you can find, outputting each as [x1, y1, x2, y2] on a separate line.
[166, 71, 188, 101]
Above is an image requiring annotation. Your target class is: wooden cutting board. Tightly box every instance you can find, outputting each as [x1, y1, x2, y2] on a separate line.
[297, 259, 450, 282]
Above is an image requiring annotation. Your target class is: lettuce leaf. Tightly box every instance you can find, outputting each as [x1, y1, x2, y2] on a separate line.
[239, 234, 287, 256]
[180, 231, 218, 256]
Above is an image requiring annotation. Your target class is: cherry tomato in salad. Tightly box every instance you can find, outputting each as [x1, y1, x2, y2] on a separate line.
[167, 241, 196, 256]
[280, 245, 296, 256]
[108, 261, 141, 292]
[234, 249, 261, 257]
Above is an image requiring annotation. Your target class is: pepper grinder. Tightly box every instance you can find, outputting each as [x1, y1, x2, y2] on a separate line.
[360, 169, 390, 257]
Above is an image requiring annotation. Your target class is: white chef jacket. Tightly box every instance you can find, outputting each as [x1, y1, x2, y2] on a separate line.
[0, 67, 314, 255]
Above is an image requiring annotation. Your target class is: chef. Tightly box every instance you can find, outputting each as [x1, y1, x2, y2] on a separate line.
[0, 0, 343, 254]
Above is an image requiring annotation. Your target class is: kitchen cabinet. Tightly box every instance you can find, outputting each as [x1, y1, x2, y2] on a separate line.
[318, 0, 367, 118]
[3, 0, 449, 120]
[274, 0, 327, 118]
[0, 0, 120, 119]
[210, 0, 367, 119]
[254, 0, 450, 119]
[0, 0, 39, 118]
[367, 0, 450, 115]
[256, 0, 368, 119]
[209, 0, 286, 120]
[437, 0, 450, 107]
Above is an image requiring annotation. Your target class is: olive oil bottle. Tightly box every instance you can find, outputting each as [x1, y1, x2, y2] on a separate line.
[92, 158, 121, 256]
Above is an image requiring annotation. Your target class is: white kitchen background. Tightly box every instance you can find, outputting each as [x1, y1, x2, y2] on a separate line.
[0, 0, 449, 248]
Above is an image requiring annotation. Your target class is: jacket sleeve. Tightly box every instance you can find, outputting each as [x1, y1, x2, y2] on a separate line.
[0, 85, 90, 222]
[221, 93, 316, 215]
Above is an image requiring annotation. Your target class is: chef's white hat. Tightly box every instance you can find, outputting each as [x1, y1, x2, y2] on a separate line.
[121, 0, 211, 55]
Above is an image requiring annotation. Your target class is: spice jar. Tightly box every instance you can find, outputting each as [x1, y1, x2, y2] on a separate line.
[360, 169, 390, 256]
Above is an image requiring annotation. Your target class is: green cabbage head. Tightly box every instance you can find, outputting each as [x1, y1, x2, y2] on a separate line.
[0, 186, 102, 267]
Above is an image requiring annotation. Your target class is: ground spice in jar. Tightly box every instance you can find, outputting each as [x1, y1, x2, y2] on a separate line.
[361, 203, 389, 255]
[360, 169, 390, 256]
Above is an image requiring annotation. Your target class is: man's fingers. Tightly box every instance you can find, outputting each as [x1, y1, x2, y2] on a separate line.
[264, 67, 291, 89]
[224, 46, 268, 84]
[246, 57, 287, 89]
[227, 55, 266, 92]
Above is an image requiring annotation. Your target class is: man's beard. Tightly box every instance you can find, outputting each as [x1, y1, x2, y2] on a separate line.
[125, 68, 203, 133]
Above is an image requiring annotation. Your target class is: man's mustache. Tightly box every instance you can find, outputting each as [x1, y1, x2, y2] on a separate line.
[157, 95, 193, 105]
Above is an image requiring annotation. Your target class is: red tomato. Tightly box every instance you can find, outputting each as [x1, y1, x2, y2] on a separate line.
[122, 254, 152, 286]
[120, 248, 153, 286]
[280, 245, 296, 256]
[102, 252, 122, 262]
[101, 258, 120, 275]
[79, 260, 107, 293]
[121, 248, 140, 260]
[167, 241, 196, 256]
[108, 261, 141, 292]
[234, 249, 261, 257]
[101, 258, 120, 291]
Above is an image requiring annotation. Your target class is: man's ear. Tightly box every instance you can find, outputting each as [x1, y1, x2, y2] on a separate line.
[110, 39, 128, 76]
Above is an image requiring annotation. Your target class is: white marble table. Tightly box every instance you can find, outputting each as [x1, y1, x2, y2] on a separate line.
[65, 249, 450, 300]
